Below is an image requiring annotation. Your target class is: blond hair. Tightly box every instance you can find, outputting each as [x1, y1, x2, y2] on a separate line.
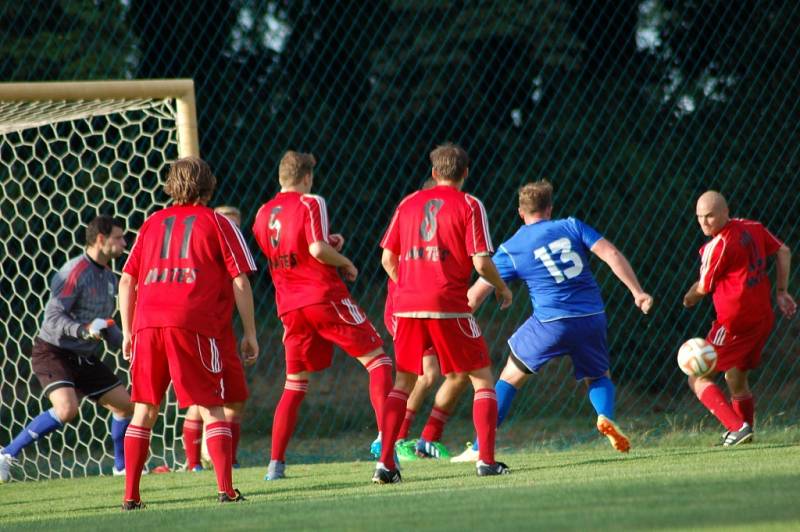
[214, 205, 242, 227]
[429, 143, 469, 181]
[278, 150, 316, 186]
[164, 156, 217, 204]
[518, 180, 553, 214]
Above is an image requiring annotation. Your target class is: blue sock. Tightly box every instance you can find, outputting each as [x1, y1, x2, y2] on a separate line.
[587, 376, 615, 419]
[473, 379, 518, 451]
[110, 414, 131, 470]
[4, 408, 63, 458]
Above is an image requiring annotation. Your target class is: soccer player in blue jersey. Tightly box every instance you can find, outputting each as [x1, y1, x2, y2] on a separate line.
[452, 180, 653, 461]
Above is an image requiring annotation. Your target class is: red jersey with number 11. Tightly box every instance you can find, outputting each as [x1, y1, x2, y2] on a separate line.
[381, 185, 494, 315]
[123, 204, 257, 337]
[252, 192, 350, 316]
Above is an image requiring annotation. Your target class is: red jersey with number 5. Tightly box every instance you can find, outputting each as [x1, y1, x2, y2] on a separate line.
[698, 218, 783, 332]
[123, 204, 257, 337]
[380, 185, 493, 315]
[252, 192, 350, 316]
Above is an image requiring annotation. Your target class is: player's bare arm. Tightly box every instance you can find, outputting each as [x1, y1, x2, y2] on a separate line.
[232, 273, 259, 365]
[682, 281, 706, 308]
[381, 248, 399, 283]
[472, 255, 512, 309]
[118, 272, 137, 361]
[329, 233, 345, 252]
[467, 279, 495, 310]
[309, 240, 358, 281]
[591, 238, 653, 314]
[775, 244, 797, 317]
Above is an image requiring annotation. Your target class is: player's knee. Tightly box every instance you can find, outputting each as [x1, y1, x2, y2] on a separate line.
[418, 371, 438, 390]
[53, 402, 78, 423]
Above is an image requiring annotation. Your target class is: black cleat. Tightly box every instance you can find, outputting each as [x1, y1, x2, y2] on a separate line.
[372, 465, 402, 484]
[476, 460, 511, 476]
[722, 424, 753, 447]
[218, 489, 246, 503]
[121, 499, 145, 511]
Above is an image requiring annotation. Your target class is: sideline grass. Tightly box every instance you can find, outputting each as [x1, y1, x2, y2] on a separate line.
[1, 442, 799, 531]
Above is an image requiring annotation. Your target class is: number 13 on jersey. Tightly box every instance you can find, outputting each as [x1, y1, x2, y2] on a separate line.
[534, 237, 584, 283]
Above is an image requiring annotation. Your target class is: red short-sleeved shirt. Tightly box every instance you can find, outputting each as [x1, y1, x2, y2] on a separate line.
[698, 218, 783, 332]
[123, 204, 257, 337]
[380, 185, 494, 316]
[252, 192, 350, 316]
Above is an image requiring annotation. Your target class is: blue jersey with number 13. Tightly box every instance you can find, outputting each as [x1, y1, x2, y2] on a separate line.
[492, 217, 605, 322]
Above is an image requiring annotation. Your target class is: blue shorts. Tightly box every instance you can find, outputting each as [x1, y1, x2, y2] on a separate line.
[507, 313, 609, 380]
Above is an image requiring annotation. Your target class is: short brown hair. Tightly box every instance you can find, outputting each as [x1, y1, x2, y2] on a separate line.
[164, 156, 217, 204]
[430, 143, 469, 181]
[278, 150, 316, 186]
[85, 215, 124, 246]
[518, 180, 553, 214]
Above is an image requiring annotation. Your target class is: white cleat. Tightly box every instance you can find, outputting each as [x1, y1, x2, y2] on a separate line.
[450, 441, 480, 463]
[112, 466, 126, 476]
[0, 449, 16, 483]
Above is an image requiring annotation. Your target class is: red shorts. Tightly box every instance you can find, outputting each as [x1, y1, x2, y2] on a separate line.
[281, 299, 383, 374]
[130, 327, 224, 408]
[394, 316, 488, 375]
[219, 326, 249, 403]
[706, 317, 774, 372]
[385, 308, 436, 359]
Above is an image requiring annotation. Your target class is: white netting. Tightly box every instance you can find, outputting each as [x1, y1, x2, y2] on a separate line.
[0, 97, 184, 480]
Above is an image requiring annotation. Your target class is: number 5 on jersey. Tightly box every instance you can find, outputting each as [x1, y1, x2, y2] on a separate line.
[534, 237, 584, 283]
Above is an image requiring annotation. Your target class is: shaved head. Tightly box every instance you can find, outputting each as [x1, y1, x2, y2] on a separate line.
[696, 190, 730, 236]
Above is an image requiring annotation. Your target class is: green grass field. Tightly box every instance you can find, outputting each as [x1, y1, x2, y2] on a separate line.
[2, 435, 800, 531]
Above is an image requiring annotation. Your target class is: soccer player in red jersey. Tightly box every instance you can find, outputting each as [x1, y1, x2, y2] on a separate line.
[118, 157, 259, 508]
[182, 205, 251, 471]
[252, 151, 392, 481]
[375, 143, 513, 483]
[683, 191, 796, 446]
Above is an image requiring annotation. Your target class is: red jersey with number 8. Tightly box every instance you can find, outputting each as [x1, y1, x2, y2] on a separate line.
[252, 191, 350, 316]
[381, 185, 494, 315]
[123, 204, 257, 337]
[698, 218, 783, 333]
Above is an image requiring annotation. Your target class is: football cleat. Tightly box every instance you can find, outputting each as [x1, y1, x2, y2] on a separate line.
[218, 489, 246, 503]
[395, 439, 419, 462]
[121, 500, 145, 511]
[265, 459, 286, 480]
[414, 438, 451, 459]
[369, 433, 381, 458]
[450, 441, 479, 463]
[232, 462, 241, 469]
[476, 460, 511, 476]
[596, 415, 631, 453]
[112, 466, 126, 476]
[372, 464, 402, 484]
[723, 423, 753, 447]
[190, 464, 204, 472]
[0, 449, 16, 483]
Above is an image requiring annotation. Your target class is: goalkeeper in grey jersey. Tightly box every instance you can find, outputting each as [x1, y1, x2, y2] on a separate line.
[0, 215, 134, 482]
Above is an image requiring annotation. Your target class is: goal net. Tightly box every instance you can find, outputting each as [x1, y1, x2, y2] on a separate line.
[0, 80, 199, 480]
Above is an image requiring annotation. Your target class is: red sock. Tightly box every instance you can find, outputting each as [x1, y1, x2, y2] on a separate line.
[365, 355, 393, 433]
[206, 422, 234, 497]
[420, 406, 450, 442]
[379, 389, 409, 469]
[123, 424, 151, 503]
[473, 389, 498, 464]
[698, 384, 744, 431]
[229, 417, 241, 464]
[271, 379, 308, 461]
[732, 394, 755, 427]
[398, 409, 416, 440]
[182, 419, 203, 468]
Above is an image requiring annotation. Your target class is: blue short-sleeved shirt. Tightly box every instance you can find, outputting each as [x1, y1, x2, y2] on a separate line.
[491, 217, 605, 322]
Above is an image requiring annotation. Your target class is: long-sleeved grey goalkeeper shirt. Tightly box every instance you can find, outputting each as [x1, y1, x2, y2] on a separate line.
[37, 254, 122, 355]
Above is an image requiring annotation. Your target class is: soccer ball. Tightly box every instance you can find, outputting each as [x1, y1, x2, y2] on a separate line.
[677, 338, 717, 377]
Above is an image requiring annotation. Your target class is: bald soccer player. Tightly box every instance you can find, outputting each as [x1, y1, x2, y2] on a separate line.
[682, 191, 796, 446]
